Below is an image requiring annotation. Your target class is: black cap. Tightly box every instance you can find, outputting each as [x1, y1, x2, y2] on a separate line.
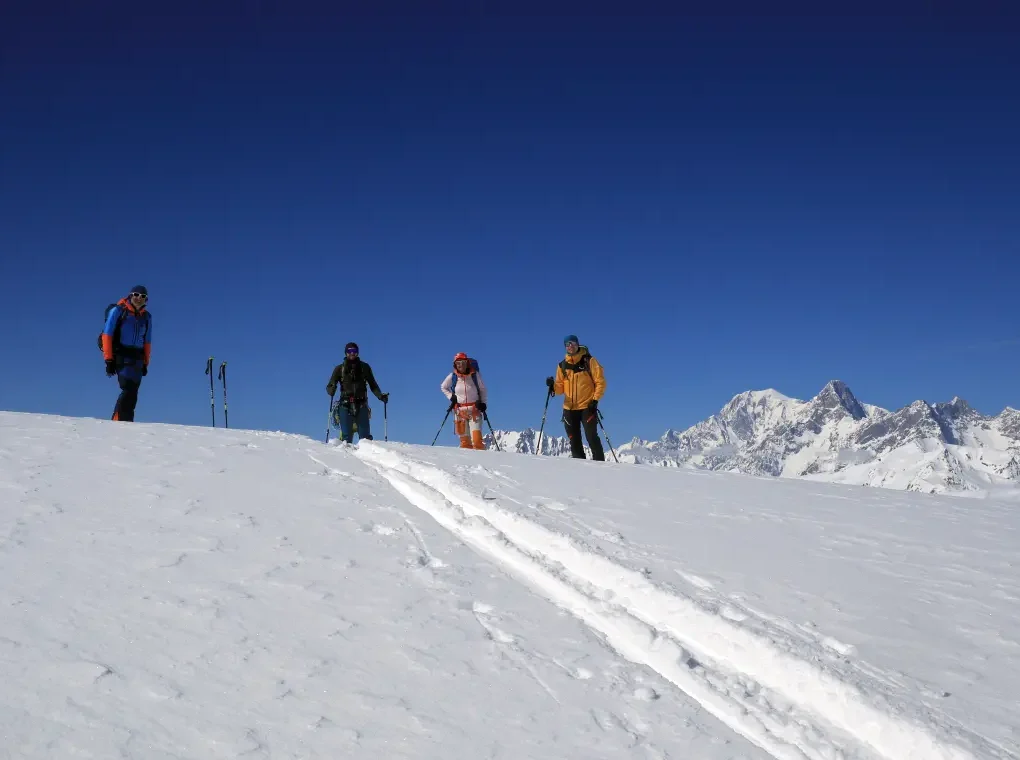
[130, 285, 148, 296]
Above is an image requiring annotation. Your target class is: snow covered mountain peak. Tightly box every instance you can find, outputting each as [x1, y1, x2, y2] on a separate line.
[813, 379, 868, 421]
[712, 387, 803, 446]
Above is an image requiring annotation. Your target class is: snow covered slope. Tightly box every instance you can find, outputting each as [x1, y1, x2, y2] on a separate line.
[2, 412, 1018, 759]
[495, 381, 1020, 497]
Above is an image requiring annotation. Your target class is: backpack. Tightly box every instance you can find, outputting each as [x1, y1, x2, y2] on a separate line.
[339, 360, 364, 395]
[97, 303, 126, 352]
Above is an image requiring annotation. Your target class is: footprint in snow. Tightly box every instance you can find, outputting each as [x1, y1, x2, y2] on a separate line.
[359, 522, 396, 536]
[632, 686, 660, 701]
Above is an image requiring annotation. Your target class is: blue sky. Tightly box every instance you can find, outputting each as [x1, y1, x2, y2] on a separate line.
[1, 2, 1017, 444]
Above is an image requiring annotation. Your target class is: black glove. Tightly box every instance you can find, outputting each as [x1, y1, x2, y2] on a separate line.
[546, 376, 555, 391]
[326, 383, 336, 397]
[587, 399, 598, 411]
[105, 360, 116, 377]
[449, 394, 457, 407]
[476, 401, 487, 412]
[142, 365, 148, 377]
[380, 393, 389, 403]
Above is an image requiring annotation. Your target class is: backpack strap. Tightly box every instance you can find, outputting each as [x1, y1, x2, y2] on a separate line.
[559, 353, 591, 376]
[109, 304, 129, 353]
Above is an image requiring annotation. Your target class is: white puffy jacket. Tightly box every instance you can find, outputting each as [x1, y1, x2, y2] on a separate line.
[441, 371, 487, 405]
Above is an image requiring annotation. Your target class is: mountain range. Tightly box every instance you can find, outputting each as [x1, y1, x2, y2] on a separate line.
[488, 380, 1020, 497]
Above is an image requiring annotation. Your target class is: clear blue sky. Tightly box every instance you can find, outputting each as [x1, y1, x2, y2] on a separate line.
[2, 2, 1017, 444]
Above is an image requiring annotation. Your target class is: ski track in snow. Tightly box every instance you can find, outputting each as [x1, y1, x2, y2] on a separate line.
[354, 442, 998, 760]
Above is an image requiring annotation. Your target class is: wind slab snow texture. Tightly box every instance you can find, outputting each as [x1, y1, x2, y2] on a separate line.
[0, 413, 1017, 760]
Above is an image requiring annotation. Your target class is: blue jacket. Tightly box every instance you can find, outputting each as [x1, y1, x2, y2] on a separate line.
[102, 299, 152, 362]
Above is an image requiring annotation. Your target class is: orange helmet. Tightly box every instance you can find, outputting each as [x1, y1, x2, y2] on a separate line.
[453, 352, 468, 361]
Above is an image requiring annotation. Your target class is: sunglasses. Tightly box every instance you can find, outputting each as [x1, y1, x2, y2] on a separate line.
[131, 292, 148, 300]
[564, 341, 578, 347]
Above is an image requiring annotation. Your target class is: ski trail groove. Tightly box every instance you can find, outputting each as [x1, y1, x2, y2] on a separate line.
[354, 443, 983, 760]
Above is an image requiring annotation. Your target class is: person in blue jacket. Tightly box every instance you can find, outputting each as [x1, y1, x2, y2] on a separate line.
[101, 286, 152, 421]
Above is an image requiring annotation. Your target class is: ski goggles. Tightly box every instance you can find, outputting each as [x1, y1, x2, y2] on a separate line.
[346, 348, 359, 355]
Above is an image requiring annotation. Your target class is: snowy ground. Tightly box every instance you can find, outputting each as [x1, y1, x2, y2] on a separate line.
[1, 412, 1017, 759]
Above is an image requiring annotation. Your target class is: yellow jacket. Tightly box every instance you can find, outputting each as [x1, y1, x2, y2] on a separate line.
[553, 346, 605, 410]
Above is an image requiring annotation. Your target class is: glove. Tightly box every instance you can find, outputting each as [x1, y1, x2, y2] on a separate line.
[546, 376, 555, 391]
[587, 399, 598, 411]
[476, 401, 487, 412]
[142, 365, 148, 377]
[449, 394, 457, 407]
[105, 360, 116, 377]
[380, 393, 389, 403]
[326, 383, 336, 397]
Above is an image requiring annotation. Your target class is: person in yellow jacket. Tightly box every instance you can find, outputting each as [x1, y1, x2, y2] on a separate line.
[545, 334, 606, 461]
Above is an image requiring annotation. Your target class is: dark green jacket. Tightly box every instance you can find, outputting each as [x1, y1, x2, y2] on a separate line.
[326, 359, 385, 401]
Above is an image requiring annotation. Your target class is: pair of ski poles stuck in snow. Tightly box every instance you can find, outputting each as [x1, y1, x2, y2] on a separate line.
[204, 358, 229, 428]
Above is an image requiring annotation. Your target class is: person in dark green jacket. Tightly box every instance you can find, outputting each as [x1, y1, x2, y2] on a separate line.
[326, 342, 389, 442]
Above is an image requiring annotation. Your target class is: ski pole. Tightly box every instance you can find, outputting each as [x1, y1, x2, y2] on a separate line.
[482, 412, 502, 452]
[205, 357, 215, 427]
[596, 409, 619, 463]
[383, 399, 388, 441]
[218, 361, 228, 429]
[536, 388, 553, 454]
[325, 395, 334, 444]
[430, 403, 454, 446]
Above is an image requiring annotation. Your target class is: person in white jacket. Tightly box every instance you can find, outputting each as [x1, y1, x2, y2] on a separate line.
[441, 352, 488, 450]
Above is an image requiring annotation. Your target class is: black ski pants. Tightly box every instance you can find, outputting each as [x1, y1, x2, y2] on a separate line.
[562, 408, 605, 461]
